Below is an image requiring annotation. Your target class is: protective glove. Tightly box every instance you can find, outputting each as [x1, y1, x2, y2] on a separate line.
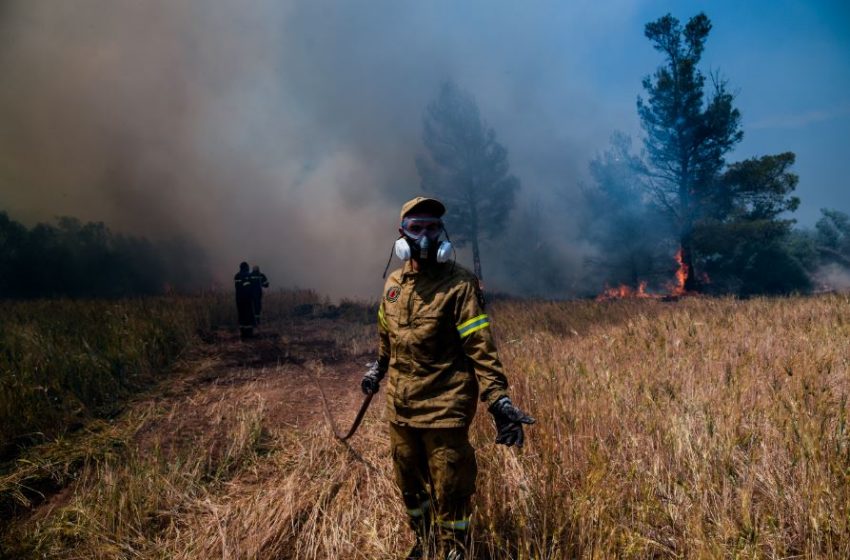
[488, 396, 535, 447]
[360, 360, 385, 395]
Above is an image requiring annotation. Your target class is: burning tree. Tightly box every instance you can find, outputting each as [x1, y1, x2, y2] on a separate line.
[416, 81, 519, 280]
[584, 13, 808, 298]
[637, 13, 743, 292]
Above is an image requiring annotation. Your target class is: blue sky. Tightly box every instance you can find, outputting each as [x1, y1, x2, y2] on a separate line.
[599, 0, 850, 224]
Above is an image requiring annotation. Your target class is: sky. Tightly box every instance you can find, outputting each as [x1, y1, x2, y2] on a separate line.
[0, 0, 848, 297]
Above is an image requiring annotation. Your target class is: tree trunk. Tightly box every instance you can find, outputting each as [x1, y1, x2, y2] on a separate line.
[472, 233, 482, 280]
[679, 163, 699, 292]
[469, 196, 483, 280]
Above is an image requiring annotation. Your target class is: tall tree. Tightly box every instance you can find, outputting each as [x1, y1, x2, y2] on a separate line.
[637, 13, 743, 291]
[416, 81, 520, 280]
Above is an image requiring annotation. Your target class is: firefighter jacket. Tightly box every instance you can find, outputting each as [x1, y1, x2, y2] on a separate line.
[234, 271, 253, 300]
[377, 261, 509, 428]
[250, 272, 269, 298]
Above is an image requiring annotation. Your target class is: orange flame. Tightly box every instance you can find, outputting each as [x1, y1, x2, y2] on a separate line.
[596, 247, 694, 300]
[670, 247, 688, 296]
[595, 280, 653, 301]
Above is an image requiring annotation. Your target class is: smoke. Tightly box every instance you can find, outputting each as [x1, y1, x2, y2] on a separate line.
[0, 0, 638, 298]
[813, 263, 850, 292]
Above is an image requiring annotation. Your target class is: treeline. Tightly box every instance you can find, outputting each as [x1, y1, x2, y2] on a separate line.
[0, 212, 210, 298]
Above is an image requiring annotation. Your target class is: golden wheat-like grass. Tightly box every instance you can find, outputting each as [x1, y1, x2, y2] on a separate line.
[3, 294, 850, 559]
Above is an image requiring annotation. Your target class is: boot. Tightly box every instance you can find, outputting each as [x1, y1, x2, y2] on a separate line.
[404, 538, 425, 560]
[436, 527, 468, 560]
[404, 498, 432, 560]
[443, 548, 465, 560]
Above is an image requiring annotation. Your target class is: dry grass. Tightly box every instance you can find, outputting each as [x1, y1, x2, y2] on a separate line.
[0, 297, 208, 456]
[3, 294, 850, 559]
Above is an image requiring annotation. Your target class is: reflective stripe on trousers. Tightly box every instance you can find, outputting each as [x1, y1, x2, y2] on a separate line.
[406, 499, 431, 519]
[437, 517, 470, 531]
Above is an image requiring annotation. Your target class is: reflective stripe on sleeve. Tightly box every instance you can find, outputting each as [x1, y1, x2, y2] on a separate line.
[378, 305, 389, 331]
[456, 314, 489, 338]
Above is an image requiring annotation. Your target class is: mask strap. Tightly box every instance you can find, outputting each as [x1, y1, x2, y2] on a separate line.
[382, 237, 401, 279]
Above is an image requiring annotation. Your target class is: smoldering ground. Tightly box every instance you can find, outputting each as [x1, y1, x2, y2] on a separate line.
[0, 0, 647, 298]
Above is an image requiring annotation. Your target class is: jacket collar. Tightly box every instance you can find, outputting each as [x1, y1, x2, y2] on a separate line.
[402, 260, 443, 279]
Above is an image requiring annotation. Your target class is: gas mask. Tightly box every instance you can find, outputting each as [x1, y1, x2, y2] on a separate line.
[394, 217, 453, 263]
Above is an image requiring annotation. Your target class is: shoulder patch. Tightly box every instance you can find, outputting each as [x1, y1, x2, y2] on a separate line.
[385, 285, 402, 303]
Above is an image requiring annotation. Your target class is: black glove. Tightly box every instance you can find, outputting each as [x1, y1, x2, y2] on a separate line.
[488, 396, 535, 447]
[360, 361, 385, 395]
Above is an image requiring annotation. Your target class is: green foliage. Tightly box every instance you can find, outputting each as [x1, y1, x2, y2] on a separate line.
[717, 152, 800, 220]
[0, 212, 210, 298]
[692, 153, 809, 295]
[638, 13, 743, 225]
[416, 81, 520, 279]
[696, 222, 811, 295]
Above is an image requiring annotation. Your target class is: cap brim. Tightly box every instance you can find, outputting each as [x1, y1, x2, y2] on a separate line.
[403, 198, 445, 219]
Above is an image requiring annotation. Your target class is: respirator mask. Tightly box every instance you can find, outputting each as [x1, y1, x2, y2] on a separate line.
[394, 217, 453, 263]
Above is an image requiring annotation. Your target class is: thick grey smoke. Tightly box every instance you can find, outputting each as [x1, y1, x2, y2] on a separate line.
[0, 0, 638, 298]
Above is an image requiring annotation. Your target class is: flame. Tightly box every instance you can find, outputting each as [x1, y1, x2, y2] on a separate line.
[595, 281, 653, 301]
[596, 247, 694, 300]
[670, 247, 688, 296]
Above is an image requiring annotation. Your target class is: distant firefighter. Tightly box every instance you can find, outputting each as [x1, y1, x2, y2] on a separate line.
[249, 265, 270, 324]
[234, 262, 255, 339]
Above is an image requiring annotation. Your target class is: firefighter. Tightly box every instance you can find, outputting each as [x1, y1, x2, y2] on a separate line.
[234, 262, 255, 339]
[361, 197, 534, 560]
[249, 265, 269, 324]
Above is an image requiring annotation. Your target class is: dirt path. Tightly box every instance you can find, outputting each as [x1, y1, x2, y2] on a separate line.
[1, 315, 378, 551]
[136, 317, 374, 457]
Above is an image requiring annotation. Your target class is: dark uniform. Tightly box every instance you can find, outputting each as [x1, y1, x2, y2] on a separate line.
[249, 266, 269, 324]
[234, 263, 255, 339]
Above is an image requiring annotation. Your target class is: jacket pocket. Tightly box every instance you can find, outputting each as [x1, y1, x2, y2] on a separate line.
[409, 314, 444, 362]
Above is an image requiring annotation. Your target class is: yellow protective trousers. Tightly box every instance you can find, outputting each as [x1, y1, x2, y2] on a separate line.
[390, 423, 476, 549]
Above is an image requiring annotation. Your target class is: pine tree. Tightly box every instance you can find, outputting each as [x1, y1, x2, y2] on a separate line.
[416, 81, 519, 280]
[637, 13, 743, 291]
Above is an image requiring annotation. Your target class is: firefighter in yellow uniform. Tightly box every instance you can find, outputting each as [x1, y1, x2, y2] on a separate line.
[361, 197, 534, 560]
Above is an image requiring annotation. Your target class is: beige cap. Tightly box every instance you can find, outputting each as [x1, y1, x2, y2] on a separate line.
[399, 196, 446, 221]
